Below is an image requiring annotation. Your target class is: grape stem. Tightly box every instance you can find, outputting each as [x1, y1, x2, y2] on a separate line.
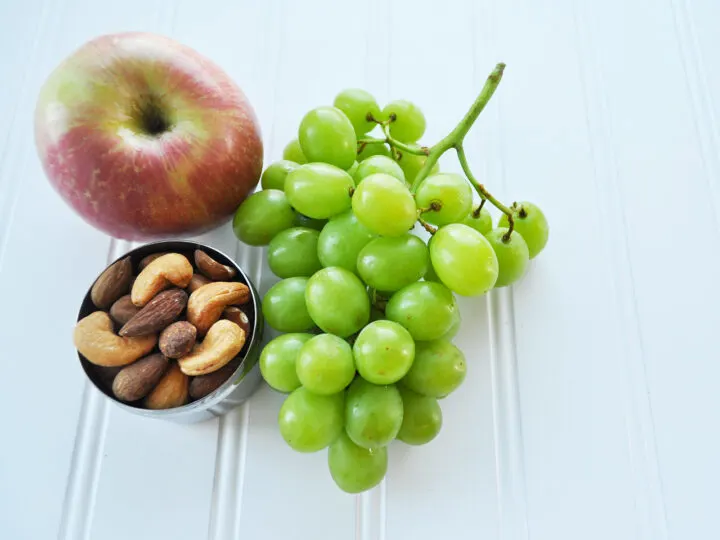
[358, 137, 386, 145]
[369, 288, 387, 312]
[455, 145, 514, 235]
[406, 62, 515, 230]
[417, 217, 438, 235]
[417, 202, 442, 215]
[381, 124, 431, 156]
[357, 133, 429, 157]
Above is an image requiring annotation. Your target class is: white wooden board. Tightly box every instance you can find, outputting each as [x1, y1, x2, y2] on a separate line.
[1, 0, 718, 539]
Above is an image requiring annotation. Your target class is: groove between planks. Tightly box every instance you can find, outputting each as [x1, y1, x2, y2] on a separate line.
[473, 0, 530, 536]
[571, 1, 669, 538]
[207, 242, 261, 540]
[487, 288, 530, 540]
[356, 482, 387, 540]
[669, 0, 720, 234]
[58, 239, 127, 540]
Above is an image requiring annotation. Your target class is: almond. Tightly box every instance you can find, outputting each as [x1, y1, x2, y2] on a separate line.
[109, 295, 141, 326]
[144, 363, 188, 409]
[91, 256, 133, 309]
[187, 273, 211, 293]
[159, 321, 197, 359]
[222, 307, 251, 335]
[189, 358, 242, 400]
[120, 288, 188, 337]
[112, 353, 169, 402]
[195, 250, 237, 281]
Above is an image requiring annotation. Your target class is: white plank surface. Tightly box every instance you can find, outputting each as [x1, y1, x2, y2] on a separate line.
[1, 0, 718, 539]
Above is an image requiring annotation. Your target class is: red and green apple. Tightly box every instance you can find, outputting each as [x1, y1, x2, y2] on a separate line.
[34, 32, 263, 240]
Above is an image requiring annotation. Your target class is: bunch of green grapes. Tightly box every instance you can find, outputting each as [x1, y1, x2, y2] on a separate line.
[232, 86, 549, 494]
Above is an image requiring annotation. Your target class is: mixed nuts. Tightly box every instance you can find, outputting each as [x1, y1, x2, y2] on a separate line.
[74, 249, 253, 410]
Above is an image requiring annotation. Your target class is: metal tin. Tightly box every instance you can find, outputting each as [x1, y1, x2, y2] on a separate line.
[76, 240, 264, 423]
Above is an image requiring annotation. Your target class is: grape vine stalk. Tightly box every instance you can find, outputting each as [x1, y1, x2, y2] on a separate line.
[358, 63, 516, 240]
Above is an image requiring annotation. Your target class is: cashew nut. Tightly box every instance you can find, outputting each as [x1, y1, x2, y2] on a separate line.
[138, 252, 169, 271]
[74, 311, 157, 367]
[131, 253, 193, 307]
[144, 362, 189, 409]
[187, 281, 250, 335]
[178, 319, 246, 376]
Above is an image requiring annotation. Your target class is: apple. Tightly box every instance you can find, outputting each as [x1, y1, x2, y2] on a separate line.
[34, 32, 263, 240]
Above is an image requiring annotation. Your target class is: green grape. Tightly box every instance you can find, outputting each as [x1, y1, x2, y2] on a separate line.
[430, 223, 499, 296]
[278, 387, 344, 452]
[262, 277, 315, 332]
[261, 160, 299, 191]
[423, 261, 440, 282]
[357, 141, 391, 162]
[328, 432, 387, 493]
[385, 281, 458, 341]
[267, 227, 322, 278]
[296, 334, 356, 395]
[351, 173, 417, 237]
[333, 88, 381, 136]
[345, 378, 403, 449]
[484, 228, 530, 287]
[402, 339, 466, 397]
[353, 320, 415, 384]
[397, 386, 442, 445]
[354, 155, 405, 184]
[347, 160, 359, 180]
[232, 189, 295, 246]
[498, 202, 549, 258]
[283, 139, 307, 164]
[357, 234, 429, 292]
[440, 305, 462, 341]
[317, 210, 375, 274]
[306, 267, 370, 337]
[462, 206, 493, 235]
[382, 100, 426, 142]
[259, 333, 313, 393]
[293, 213, 327, 231]
[416, 173, 473, 225]
[285, 163, 354, 219]
[298, 106, 357, 169]
[396, 153, 440, 186]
